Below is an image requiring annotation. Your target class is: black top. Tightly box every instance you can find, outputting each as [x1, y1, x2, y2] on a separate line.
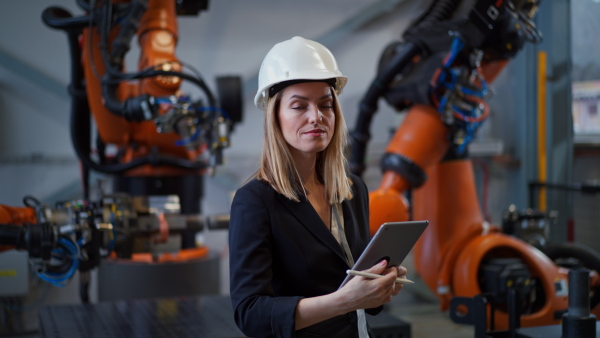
[229, 174, 381, 338]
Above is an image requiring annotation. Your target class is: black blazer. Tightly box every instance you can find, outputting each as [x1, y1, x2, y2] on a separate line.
[229, 174, 380, 338]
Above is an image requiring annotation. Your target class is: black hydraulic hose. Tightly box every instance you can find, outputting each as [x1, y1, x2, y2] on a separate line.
[110, 0, 148, 65]
[101, 81, 155, 122]
[41, 6, 91, 31]
[58, 12, 144, 174]
[349, 42, 421, 176]
[43, 6, 92, 197]
[154, 70, 217, 107]
[101, 69, 218, 122]
[411, 0, 460, 30]
[76, 0, 91, 12]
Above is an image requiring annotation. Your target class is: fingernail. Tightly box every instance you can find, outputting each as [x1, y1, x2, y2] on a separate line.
[379, 260, 387, 266]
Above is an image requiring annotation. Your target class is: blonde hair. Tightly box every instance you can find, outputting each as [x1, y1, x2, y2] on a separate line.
[254, 85, 353, 204]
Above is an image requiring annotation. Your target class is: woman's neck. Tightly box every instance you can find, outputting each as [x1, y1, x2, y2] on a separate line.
[291, 151, 319, 188]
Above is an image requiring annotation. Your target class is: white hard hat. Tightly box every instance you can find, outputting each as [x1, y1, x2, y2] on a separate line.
[254, 36, 348, 110]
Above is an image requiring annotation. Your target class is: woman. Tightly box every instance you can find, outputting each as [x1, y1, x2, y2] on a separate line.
[229, 36, 407, 338]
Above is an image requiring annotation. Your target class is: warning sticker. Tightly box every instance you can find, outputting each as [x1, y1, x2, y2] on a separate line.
[0, 270, 17, 277]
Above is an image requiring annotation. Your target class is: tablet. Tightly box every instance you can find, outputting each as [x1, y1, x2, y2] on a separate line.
[339, 220, 429, 288]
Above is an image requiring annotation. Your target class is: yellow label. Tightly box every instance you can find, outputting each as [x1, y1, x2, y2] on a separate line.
[0, 270, 17, 278]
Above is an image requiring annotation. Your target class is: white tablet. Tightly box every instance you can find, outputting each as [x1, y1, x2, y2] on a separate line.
[339, 220, 429, 288]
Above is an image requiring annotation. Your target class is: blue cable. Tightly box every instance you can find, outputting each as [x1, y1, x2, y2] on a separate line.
[175, 128, 202, 146]
[155, 97, 172, 104]
[444, 36, 465, 68]
[459, 78, 488, 97]
[37, 237, 79, 287]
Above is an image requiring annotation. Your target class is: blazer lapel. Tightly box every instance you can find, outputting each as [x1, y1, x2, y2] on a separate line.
[277, 194, 349, 265]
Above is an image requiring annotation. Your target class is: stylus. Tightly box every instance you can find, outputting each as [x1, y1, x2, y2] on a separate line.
[346, 270, 414, 284]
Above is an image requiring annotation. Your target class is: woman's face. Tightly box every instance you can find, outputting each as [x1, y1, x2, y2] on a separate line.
[277, 81, 335, 157]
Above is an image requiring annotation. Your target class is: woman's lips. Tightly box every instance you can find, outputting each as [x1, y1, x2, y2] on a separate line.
[304, 128, 325, 135]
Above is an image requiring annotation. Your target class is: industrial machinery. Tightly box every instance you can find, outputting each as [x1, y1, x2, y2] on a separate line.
[0, 0, 241, 302]
[349, 0, 600, 330]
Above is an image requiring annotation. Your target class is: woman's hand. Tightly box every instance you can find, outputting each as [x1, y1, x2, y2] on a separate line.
[295, 262, 409, 329]
[335, 260, 408, 312]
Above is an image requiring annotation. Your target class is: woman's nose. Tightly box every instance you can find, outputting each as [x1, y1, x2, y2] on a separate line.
[309, 106, 323, 124]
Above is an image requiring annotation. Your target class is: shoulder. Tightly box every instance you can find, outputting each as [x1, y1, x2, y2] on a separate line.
[348, 173, 368, 197]
[233, 178, 277, 202]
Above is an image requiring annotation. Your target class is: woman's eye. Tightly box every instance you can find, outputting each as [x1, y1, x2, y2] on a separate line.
[320, 104, 333, 110]
[291, 106, 306, 110]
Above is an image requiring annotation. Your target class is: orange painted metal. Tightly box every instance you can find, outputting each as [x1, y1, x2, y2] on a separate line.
[412, 160, 486, 296]
[452, 234, 569, 329]
[368, 188, 410, 235]
[384, 104, 450, 169]
[0, 205, 37, 225]
[124, 246, 209, 263]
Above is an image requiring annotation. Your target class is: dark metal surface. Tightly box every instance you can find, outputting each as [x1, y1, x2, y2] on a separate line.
[39, 295, 245, 338]
[39, 293, 412, 338]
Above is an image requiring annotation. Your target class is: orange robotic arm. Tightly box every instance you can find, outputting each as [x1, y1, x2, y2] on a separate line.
[350, 0, 542, 234]
[42, 0, 242, 205]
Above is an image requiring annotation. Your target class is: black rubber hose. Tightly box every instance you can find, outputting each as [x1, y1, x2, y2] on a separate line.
[76, 0, 91, 12]
[101, 69, 217, 121]
[544, 243, 600, 274]
[110, 0, 148, 65]
[412, 0, 460, 30]
[41, 6, 90, 31]
[349, 42, 421, 176]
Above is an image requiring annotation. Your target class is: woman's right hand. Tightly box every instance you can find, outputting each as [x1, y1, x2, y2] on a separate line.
[336, 260, 398, 311]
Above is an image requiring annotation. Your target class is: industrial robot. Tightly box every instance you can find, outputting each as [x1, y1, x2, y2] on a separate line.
[349, 0, 600, 331]
[0, 0, 242, 302]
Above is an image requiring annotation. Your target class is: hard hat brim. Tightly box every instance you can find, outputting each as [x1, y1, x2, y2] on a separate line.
[254, 74, 348, 111]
